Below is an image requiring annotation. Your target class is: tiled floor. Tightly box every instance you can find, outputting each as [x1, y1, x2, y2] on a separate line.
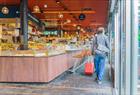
[0, 63, 114, 95]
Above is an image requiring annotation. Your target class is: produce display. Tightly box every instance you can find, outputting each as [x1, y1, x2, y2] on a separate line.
[28, 41, 46, 50]
[0, 26, 91, 57]
[1, 43, 15, 51]
[0, 41, 67, 56]
[14, 50, 35, 56]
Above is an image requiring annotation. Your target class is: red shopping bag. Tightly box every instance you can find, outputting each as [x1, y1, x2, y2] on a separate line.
[85, 62, 94, 75]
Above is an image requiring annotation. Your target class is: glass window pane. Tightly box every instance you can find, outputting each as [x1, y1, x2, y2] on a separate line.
[138, 0, 140, 94]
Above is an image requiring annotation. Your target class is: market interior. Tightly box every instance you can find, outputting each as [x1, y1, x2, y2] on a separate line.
[0, 0, 109, 83]
[0, 0, 109, 55]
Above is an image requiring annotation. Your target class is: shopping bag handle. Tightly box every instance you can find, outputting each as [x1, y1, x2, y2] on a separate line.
[87, 55, 93, 63]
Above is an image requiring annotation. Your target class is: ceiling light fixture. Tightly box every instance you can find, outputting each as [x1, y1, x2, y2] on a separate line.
[67, 19, 71, 23]
[2, 6, 9, 14]
[83, 31, 86, 33]
[56, 0, 60, 4]
[1, 0, 9, 15]
[80, 28, 84, 31]
[33, 5, 40, 13]
[76, 25, 81, 30]
[76, 32, 79, 35]
[33, 0, 40, 13]
[58, 13, 63, 18]
[73, 24, 76, 27]
[44, 4, 48, 8]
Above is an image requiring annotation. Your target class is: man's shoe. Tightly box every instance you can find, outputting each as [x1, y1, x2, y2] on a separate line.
[97, 80, 102, 85]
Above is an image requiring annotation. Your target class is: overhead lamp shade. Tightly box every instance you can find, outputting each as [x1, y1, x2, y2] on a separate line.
[58, 13, 63, 18]
[56, 0, 60, 4]
[67, 19, 71, 23]
[2, 6, 9, 14]
[80, 28, 84, 31]
[83, 31, 86, 33]
[33, 5, 40, 13]
[76, 25, 81, 30]
[44, 4, 47, 8]
[73, 24, 76, 27]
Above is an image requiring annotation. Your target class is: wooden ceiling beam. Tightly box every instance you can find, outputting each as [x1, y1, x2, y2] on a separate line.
[43, 23, 81, 26]
[40, 18, 59, 21]
[33, 10, 96, 14]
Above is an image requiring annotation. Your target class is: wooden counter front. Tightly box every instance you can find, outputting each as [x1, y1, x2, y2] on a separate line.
[0, 51, 81, 82]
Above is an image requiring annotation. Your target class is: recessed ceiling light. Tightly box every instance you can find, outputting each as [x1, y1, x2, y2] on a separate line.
[44, 4, 47, 8]
[80, 28, 84, 31]
[73, 24, 76, 27]
[76, 32, 79, 35]
[83, 31, 86, 33]
[76, 25, 81, 30]
[33, 5, 40, 13]
[58, 13, 63, 18]
[67, 19, 71, 23]
[56, 0, 60, 4]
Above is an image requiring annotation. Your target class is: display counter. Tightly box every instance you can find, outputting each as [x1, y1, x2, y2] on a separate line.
[0, 50, 82, 82]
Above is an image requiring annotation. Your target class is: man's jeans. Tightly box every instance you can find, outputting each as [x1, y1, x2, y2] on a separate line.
[94, 54, 106, 81]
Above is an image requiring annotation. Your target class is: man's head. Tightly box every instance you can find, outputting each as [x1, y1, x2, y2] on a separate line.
[97, 27, 105, 34]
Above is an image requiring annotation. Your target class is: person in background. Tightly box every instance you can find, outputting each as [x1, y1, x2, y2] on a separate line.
[12, 28, 20, 43]
[92, 27, 109, 84]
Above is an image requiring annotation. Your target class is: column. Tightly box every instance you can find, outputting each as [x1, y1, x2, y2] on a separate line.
[20, 0, 28, 50]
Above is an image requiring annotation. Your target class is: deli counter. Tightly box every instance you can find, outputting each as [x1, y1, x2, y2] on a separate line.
[0, 43, 83, 82]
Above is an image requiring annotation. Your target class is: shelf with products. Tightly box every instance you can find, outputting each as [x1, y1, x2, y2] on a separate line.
[0, 49, 66, 57]
[0, 30, 90, 57]
[1, 40, 67, 56]
[0, 40, 86, 57]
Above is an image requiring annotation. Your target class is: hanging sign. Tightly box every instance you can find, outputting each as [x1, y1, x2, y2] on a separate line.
[43, 30, 58, 35]
[79, 14, 86, 20]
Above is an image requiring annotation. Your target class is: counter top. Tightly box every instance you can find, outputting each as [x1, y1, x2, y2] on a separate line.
[0, 49, 81, 57]
[0, 50, 81, 82]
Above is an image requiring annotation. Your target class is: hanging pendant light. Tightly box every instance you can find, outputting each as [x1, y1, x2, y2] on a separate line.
[44, 4, 48, 8]
[33, 0, 40, 13]
[1, 0, 9, 15]
[76, 25, 81, 30]
[58, 13, 63, 18]
[67, 19, 71, 23]
[33, 5, 40, 13]
[2, 6, 9, 14]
